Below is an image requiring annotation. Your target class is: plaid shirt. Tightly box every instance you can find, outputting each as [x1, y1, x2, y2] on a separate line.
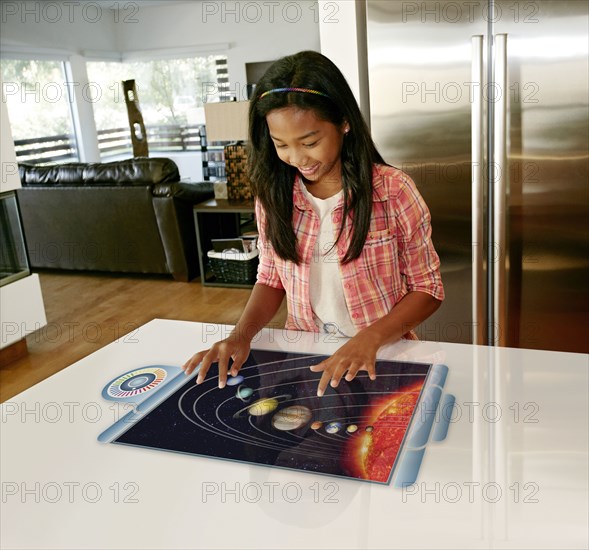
[255, 164, 444, 334]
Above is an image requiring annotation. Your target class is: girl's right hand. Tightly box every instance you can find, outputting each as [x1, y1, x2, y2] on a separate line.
[181, 332, 251, 389]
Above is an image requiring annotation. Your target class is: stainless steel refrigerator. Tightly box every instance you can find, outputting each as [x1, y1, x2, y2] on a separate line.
[366, 0, 589, 353]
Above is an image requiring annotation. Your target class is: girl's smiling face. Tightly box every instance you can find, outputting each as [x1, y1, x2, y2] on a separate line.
[266, 106, 349, 196]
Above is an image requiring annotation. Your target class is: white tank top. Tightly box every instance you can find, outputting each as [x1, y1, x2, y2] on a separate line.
[300, 181, 357, 338]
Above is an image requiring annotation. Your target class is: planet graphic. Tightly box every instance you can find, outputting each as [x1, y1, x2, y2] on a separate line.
[346, 424, 358, 434]
[363, 389, 420, 482]
[271, 406, 312, 431]
[325, 422, 342, 434]
[344, 382, 423, 483]
[311, 421, 323, 430]
[247, 397, 279, 416]
[232, 394, 292, 419]
[226, 375, 244, 386]
[236, 385, 253, 401]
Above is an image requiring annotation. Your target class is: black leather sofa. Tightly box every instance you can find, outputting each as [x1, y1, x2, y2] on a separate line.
[17, 157, 214, 282]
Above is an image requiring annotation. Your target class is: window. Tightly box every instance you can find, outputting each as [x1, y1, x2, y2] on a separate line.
[0, 54, 228, 164]
[1, 59, 79, 164]
[86, 55, 227, 159]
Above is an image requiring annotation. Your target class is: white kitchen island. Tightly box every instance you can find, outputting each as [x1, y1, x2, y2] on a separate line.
[1, 319, 587, 549]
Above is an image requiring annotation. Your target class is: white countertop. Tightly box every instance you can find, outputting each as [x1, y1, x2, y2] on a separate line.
[1, 319, 587, 549]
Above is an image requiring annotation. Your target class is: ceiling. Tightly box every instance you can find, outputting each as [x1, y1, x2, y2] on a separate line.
[77, 1, 197, 8]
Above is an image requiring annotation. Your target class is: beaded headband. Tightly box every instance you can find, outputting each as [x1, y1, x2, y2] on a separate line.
[258, 87, 330, 100]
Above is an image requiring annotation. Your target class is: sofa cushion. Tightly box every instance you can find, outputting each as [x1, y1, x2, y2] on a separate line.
[83, 157, 180, 184]
[152, 181, 214, 201]
[19, 157, 180, 186]
[20, 163, 87, 185]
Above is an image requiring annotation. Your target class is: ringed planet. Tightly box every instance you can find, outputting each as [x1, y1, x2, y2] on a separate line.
[236, 386, 253, 401]
[232, 394, 292, 419]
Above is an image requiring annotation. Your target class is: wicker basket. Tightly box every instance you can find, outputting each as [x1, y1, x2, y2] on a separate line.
[207, 249, 259, 285]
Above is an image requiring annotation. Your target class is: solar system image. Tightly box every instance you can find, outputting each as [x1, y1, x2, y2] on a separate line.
[98, 350, 454, 485]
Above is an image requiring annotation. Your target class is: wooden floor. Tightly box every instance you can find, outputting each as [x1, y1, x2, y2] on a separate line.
[0, 271, 287, 403]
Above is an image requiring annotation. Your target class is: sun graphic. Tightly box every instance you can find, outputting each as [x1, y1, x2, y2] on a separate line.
[344, 381, 424, 482]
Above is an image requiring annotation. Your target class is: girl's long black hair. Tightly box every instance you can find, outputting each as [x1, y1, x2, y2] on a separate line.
[248, 50, 386, 264]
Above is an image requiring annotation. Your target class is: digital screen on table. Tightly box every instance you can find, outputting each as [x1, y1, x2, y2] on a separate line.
[101, 350, 451, 485]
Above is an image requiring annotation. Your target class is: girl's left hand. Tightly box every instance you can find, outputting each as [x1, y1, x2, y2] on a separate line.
[309, 333, 380, 397]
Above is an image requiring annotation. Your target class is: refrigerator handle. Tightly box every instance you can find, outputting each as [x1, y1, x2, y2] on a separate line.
[471, 35, 485, 346]
[493, 34, 508, 347]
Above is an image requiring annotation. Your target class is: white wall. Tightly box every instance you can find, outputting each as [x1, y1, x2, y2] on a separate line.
[318, 0, 370, 122]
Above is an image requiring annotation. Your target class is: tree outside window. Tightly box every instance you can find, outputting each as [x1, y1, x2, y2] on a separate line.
[1, 59, 79, 164]
[87, 55, 224, 159]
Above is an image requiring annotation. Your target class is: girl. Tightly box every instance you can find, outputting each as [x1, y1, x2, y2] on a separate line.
[182, 51, 444, 396]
